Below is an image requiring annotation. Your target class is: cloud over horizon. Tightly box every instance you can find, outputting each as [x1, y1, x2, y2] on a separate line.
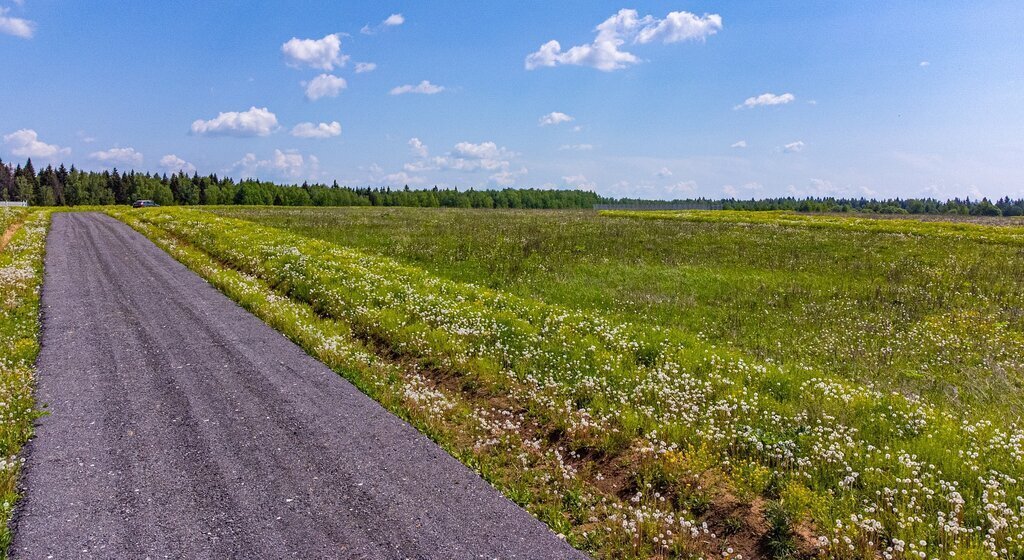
[190, 107, 279, 137]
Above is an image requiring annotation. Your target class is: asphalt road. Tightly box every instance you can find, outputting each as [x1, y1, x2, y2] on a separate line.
[11, 212, 586, 559]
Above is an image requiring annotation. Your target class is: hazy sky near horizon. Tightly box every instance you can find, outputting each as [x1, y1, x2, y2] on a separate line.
[2, 1, 1022, 200]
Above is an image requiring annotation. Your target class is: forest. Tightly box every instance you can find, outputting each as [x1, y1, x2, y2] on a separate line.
[2, 157, 1022, 215]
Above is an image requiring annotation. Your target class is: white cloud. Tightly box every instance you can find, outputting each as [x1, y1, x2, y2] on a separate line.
[402, 140, 518, 182]
[562, 174, 597, 190]
[525, 9, 721, 72]
[656, 167, 673, 178]
[539, 111, 574, 126]
[3, 129, 70, 159]
[281, 33, 347, 70]
[383, 171, 423, 185]
[362, 13, 405, 35]
[190, 107, 279, 137]
[636, 11, 723, 44]
[920, 61, 930, 67]
[232, 149, 320, 180]
[558, 144, 594, 151]
[90, 147, 143, 167]
[666, 181, 698, 195]
[0, 7, 34, 38]
[389, 80, 445, 95]
[291, 121, 342, 138]
[489, 167, 528, 186]
[734, 92, 795, 110]
[303, 74, 347, 100]
[408, 137, 428, 157]
[723, 182, 763, 198]
[730, 140, 747, 148]
[790, 180, 878, 199]
[782, 140, 805, 153]
[355, 62, 377, 73]
[452, 141, 509, 162]
[160, 154, 196, 174]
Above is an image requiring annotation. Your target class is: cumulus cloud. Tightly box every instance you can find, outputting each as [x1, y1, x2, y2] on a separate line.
[303, 74, 347, 100]
[731, 140, 747, 148]
[3, 129, 69, 159]
[656, 167, 673, 179]
[281, 33, 347, 70]
[408, 137, 428, 157]
[787, 178, 854, 197]
[606, 179, 696, 199]
[355, 62, 377, 73]
[722, 182, 764, 198]
[563, 174, 596, 190]
[389, 80, 445, 95]
[291, 121, 341, 138]
[190, 107, 279, 137]
[920, 61, 930, 67]
[734, 92, 795, 110]
[558, 144, 594, 151]
[666, 181, 698, 195]
[403, 139, 520, 182]
[0, 7, 34, 38]
[362, 13, 405, 35]
[525, 8, 721, 71]
[539, 111, 573, 126]
[383, 171, 424, 185]
[160, 154, 196, 174]
[90, 147, 143, 167]
[232, 149, 320, 180]
[782, 140, 805, 153]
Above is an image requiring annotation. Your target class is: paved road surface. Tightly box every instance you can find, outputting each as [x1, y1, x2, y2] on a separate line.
[11, 213, 586, 559]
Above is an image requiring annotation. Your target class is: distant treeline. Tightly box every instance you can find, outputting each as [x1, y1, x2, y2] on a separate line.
[0, 158, 605, 209]
[2, 157, 1022, 215]
[602, 195, 1024, 216]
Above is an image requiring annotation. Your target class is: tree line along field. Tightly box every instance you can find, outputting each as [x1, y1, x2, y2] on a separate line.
[105, 206, 1024, 560]
[5, 156, 1024, 216]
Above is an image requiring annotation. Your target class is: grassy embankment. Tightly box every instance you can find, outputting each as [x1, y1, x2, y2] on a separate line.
[115, 207, 1024, 560]
[0, 208, 48, 553]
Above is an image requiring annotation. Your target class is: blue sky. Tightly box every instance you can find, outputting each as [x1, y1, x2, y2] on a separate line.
[2, 2, 1022, 200]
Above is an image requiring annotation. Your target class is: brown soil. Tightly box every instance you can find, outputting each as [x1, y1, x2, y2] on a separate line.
[0, 221, 24, 252]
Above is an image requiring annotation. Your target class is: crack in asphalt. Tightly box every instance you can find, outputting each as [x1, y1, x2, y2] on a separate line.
[10, 212, 587, 559]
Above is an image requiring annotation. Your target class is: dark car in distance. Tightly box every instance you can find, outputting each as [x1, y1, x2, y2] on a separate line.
[132, 200, 160, 208]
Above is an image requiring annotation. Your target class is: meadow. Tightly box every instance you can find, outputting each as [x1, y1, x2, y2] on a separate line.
[0, 208, 47, 552]
[111, 206, 1024, 560]
[211, 206, 1024, 414]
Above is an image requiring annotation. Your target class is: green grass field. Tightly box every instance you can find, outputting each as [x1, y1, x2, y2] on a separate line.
[114, 206, 1024, 560]
[210, 206, 1024, 414]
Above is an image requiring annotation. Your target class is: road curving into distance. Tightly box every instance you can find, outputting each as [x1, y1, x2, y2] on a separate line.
[10, 212, 586, 559]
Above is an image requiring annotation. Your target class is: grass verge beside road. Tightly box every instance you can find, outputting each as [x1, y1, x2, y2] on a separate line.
[0, 210, 48, 554]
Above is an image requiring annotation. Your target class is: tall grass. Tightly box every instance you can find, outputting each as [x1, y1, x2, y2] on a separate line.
[212, 206, 1024, 414]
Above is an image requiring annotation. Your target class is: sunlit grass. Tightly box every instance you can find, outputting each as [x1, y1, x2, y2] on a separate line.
[115, 206, 1024, 559]
[0, 210, 48, 555]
